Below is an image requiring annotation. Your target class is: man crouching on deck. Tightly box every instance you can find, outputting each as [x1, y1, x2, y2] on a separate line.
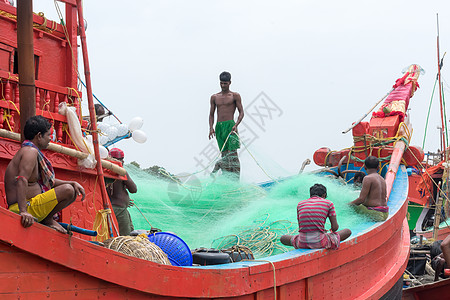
[5, 116, 85, 233]
[349, 156, 388, 222]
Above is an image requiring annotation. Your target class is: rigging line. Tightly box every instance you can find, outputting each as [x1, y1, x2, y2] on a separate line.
[442, 83, 448, 150]
[234, 131, 280, 183]
[133, 202, 153, 229]
[423, 78, 438, 150]
[79, 80, 122, 123]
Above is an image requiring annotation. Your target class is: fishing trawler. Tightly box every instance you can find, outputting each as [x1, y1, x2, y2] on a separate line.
[0, 1, 414, 298]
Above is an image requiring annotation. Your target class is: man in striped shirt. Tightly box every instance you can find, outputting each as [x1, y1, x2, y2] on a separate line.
[281, 184, 351, 250]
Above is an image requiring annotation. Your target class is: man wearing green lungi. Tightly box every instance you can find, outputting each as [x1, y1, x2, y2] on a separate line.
[208, 71, 244, 179]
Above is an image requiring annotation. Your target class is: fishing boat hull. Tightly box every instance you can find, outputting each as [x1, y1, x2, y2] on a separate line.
[0, 166, 410, 299]
[402, 278, 450, 300]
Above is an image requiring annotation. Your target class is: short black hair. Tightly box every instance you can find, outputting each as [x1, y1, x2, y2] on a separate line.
[94, 104, 105, 115]
[310, 183, 327, 198]
[353, 172, 366, 183]
[24, 115, 51, 140]
[219, 71, 231, 82]
[364, 156, 379, 169]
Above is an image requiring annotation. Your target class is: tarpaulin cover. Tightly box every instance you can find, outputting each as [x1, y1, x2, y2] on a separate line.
[372, 64, 421, 122]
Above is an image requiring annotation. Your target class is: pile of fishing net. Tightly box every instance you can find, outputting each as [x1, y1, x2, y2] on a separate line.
[212, 214, 298, 257]
[103, 234, 171, 265]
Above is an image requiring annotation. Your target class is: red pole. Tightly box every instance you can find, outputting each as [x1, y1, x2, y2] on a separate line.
[437, 14, 446, 162]
[76, 0, 116, 237]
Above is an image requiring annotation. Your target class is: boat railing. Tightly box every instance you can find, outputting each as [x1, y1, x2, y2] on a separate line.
[0, 70, 83, 147]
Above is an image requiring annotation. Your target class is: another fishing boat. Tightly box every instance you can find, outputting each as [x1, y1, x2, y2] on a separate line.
[0, 1, 414, 298]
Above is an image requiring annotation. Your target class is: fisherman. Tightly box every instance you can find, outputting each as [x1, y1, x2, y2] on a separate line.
[209, 71, 244, 179]
[349, 156, 388, 221]
[280, 183, 351, 250]
[353, 172, 365, 188]
[107, 148, 137, 236]
[94, 103, 112, 122]
[4, 116, 85, 233]
[433, 235, 450, 280]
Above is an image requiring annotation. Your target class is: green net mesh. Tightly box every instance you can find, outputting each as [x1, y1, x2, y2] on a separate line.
[126, 164, 373, 258]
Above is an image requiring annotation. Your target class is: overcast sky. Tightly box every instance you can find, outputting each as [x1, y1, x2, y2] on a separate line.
[34, 1, 450, 182]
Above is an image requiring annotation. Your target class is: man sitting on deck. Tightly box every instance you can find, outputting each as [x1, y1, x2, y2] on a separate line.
[433, 235, 450, 280]
[349, 156, 388, 222]
[4, 116, 85, 233]
[280, 184, 351, 250]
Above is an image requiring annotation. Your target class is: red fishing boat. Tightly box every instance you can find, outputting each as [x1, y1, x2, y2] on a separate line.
[0, 1, 415, 299]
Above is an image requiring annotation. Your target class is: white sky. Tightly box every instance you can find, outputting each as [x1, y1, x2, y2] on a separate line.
[34, 1, 450, 182]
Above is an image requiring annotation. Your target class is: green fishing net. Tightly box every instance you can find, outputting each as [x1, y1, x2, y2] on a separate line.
[126, 165, 372, 258]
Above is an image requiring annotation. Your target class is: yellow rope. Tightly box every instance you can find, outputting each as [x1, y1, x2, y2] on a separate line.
[93, 208, 111, 242]
[3, 112, 14, 132]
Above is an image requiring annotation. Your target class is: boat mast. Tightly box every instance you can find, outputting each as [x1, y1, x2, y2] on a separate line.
[76, 0, 115, 237]
[436, 14, 447, 162]
[17, 0, 36, 139]
[433, 13, 448, 240]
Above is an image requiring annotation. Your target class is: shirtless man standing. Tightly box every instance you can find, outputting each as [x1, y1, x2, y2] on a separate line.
[349, 156, 388, 221]
[107, 148, 137, 236]
[5, 116, 85, 233]
[208, 71, 244, 179]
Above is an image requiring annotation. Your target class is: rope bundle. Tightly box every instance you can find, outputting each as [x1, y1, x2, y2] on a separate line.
[103, 234, 171, 265]
[212, 214, 298, 258]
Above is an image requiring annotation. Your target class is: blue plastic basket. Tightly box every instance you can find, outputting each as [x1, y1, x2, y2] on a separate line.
[148, 232, 193, 266]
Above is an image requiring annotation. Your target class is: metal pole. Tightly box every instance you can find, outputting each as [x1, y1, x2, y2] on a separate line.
[17, 0, 36, 139]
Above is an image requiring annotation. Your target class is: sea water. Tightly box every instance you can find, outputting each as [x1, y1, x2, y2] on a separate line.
[126, 165, 376, 258]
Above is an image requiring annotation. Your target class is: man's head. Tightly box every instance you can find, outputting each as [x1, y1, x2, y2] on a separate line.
[310, 183, 327, 198]
[109, 148, 124, 161]
[364, 156, 379, 170]
[219, 71, 231, 92]
[353, 172, 366, 184]
[95, 104, 106, 122]
[24, 116, 52, 149]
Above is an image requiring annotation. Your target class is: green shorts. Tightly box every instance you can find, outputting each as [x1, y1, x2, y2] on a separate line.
[9, 189, 58, 222]
[353, 204, 389, 222]
[215, 120, 240, 152]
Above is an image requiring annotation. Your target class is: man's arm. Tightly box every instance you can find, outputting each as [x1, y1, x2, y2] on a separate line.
[54, 179, 86, 201]
[209, 95, 216, 139]
[16, 148, 39, 227]
[328, 215, 339, 232]
[349, 177, 371, 205]
[232, 92, 244, 132]
[123, 172, 137, 194]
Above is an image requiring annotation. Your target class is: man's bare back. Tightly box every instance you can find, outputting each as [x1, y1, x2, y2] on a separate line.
[349, 156, 387, 207]
[357, 173, 387, 207]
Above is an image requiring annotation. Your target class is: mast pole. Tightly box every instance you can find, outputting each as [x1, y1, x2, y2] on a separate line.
[437, 14, 446, 161]
[17, 0, 36, 139]
[76, 0, 116, 237]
